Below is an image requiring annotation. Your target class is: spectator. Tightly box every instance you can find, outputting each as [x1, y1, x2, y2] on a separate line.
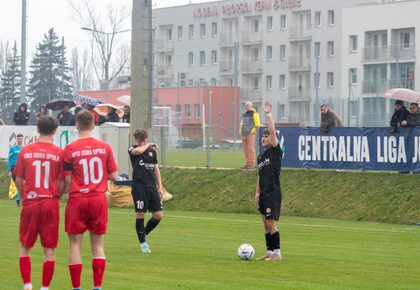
[35, 112, 43, 122]
[320, 104, 343, 134]
[74, 105, 83, 115]
[122, 106, 130, 123]
[239, 101, 260, 169]
[87, 105, 100, 125]
[13, 103, 30, 125]
[57, 105, 75, 126]
[39, 105, 48, 116]
[107, 107, 120, 122]
[401, 103, 420, 127]
[389, 100, 409, 132]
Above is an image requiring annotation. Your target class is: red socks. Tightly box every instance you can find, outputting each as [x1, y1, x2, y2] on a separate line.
[19, 256, 31, 285]
[42, 260, 55, 287]
[92, 258, 106, 288]
[69, 263, 83, 288]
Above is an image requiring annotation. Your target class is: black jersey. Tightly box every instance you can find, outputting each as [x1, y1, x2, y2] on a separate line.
[257, 143, 283, 194]
[128, 145, 158, 187]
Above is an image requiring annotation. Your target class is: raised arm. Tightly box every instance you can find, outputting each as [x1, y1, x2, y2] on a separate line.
[130, 143, 157, 155]
[264, 101, 278, 147]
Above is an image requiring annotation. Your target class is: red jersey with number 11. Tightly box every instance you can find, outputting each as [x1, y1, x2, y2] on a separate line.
[64, 137, 118, 197]
[14, 142, 64, 205]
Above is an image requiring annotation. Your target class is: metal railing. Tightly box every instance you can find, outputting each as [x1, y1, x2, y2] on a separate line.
[155, 39, 175, 52]
[362, 44, 416, 62]
[241, 30, 263, 43]
[289, 25, 312, 39]
[241, 58, 262, 73]
[288, 55, 311, 71]
[156, 66, 174, 79]
[288, 86, 311, 101]
[219, 32, 238, 46]
[240, 87, 262, 102]
[219, 60, 234, 72]
[362, 78, 415, 94]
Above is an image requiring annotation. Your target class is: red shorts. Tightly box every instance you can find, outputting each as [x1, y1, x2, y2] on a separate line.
[65, 194, 108, 235]
[20, 198, 60, 248]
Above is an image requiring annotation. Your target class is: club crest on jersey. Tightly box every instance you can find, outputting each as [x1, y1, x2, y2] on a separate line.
[149, 152, 153, 157]
[266, 208, 271, 213]
[27, 191, 38, 199]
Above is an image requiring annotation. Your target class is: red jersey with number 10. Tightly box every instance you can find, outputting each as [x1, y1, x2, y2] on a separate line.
[64, 137, 118, 197]
[14, 142, 64, 205]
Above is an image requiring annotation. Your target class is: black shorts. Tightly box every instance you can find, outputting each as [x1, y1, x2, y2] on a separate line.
[258, 190, 282, 220]
[131, 181, 162, 213]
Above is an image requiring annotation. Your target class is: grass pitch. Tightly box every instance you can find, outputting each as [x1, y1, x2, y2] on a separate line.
[0, 200, 419, 289]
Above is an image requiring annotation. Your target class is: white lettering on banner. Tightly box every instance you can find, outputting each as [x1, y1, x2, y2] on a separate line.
[298, 135, 370, 162]
[413, 137, 420, 163]
[377, 136, 406, 163]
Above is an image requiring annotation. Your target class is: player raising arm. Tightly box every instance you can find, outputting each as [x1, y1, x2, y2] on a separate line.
[14, 116, 64, 290]
[63, 110, 118, 290]
[255, 101, 283, 261]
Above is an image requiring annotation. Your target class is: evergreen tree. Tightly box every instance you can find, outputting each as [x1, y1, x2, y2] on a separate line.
[0, 41, 20, 124]
[28, 28, 73, 110]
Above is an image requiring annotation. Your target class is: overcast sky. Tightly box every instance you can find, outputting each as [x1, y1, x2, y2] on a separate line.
[0, 0, 212, 58]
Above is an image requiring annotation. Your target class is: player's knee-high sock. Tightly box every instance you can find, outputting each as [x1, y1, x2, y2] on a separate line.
[69, 263, 82, 289]
[92, 257, 106, 289]
[145, 217, 161, 235]
[41, 260, 55, 288]
[271, 231, 281, 255]
[136, 218, 146, 243]
[19, 256, 32, 289]
[265, 233, 272, 252]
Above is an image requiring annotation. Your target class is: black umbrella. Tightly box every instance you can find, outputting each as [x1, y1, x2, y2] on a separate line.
[45, 99, 76, 111]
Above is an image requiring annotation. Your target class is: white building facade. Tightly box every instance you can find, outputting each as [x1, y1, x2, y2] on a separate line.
[153, 0, 415, 126]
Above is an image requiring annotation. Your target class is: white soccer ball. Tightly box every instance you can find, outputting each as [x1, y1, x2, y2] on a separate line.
[237, 244, 255, 260]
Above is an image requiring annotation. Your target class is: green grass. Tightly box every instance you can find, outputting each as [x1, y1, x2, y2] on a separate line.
[0, 200, 419, 289]
[164, 149, 244, 168]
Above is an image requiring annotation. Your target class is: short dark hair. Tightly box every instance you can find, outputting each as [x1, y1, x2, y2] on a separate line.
[76, 110, 94, 130]
[37, 116, 59, 135]
[133, 128, 148, 142]
[17, 133, 24, 138]
[262, 128, 270, 136]
[320, 104, 328, 109]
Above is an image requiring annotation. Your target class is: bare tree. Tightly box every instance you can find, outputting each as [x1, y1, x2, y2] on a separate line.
[0, 40, 11, 76]
[70, 47, 94, 91]
[69, 0, 131, 91]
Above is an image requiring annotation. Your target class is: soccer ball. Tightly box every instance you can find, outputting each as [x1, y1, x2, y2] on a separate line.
[237, 244, 255, 260]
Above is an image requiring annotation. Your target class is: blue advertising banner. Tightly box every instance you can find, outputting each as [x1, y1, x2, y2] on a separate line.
[259, 127, 420, 172]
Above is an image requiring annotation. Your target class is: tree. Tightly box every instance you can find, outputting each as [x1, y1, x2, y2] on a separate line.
[70, 47, 94, 91]
[0, 41, 21, 123]
[70, 0, 131, 90]
[28, 28, 73, 110]
[0, 40, 11, 76]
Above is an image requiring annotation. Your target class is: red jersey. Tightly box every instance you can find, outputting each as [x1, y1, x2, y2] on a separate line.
[14, 142, 64, 205]
[64, 137, 118, 197]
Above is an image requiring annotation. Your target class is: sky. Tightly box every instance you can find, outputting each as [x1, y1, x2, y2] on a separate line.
[0, 0, 213, 59]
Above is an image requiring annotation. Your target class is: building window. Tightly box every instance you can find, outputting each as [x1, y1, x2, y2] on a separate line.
[327, 72, 334, 88]
[267, 16, 273, 31]
[211, 50, 217, 64]
[253, 77, 259, 89]
[349, 35, 358, 52]
[280, 45, 286, 60]
[279, 74, 286, 90]
[327, 41, 334, 57]
[252, 19, 259, 33]
[176, 104, 182, 120]
[314, 72, 320, 88]
[314, 42, 321, 58]
[210, 78, 217, 86]
[401, 32, 410, 49]
[211, 22, 217, 36]
[349, 68, 357, 85]
[167, 28, 172, 40]
[328, 10, 335, 26]
[252, 48, 259, 61]
[280, 15, 286, 30]
[266, 46, 273, 61]
[177, 26, 183, 40]
[266, 75, 272, 91]
[195, 104, 201, 119]
[315, 11, 321, 27]
[188, 52, 194, 66]
[200, 23, 206, 38]
[152, 29, 155, 41]
[185, 104, 191, 120]
[277, 104, 285, 120]
[200, 51, 205, 65]
[189, 24, 194, 39]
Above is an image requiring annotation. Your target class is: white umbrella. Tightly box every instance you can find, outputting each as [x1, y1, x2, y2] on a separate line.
[383, 88, 420, 104]
[116, 95, 131, 105]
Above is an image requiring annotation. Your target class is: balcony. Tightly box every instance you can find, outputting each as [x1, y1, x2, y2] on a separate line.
[289, 25, 312, 40]
[362, 44, 416, 62]
[240, 87, 262, 102]
[288, 86, 311, 101]
[155, 40, 174, 53]
[156, 66, 174, 79]
[241, 30, 262, 44]
[241, 58, 262, 74]
[362, 79, 388, 94]
[389, 44, 416, 60]
[288, 55, 311, 71]
[219, 60, 234, 74]
[362, 46, 388, 62]
[219, 32, 238, 46]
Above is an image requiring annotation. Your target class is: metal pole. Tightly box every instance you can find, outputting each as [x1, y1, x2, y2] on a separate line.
[61, 37, 64, 99]
[20, 0, 27, 104]
[233, 42, 239, 143]
[105, 33, 110, 103]
[148, 1, 153, 128]
[315, 55, 320, 126]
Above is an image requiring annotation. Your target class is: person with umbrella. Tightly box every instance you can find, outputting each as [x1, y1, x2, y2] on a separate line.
[401, 103, 420, 127]
[389, 100, 410, 132]
[13, 103, 30, 125]
[57, 105, 75, 126]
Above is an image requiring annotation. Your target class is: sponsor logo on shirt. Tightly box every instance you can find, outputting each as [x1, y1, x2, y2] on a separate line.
[139, 160, 155, 170]
[257, 158, 270, 169]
